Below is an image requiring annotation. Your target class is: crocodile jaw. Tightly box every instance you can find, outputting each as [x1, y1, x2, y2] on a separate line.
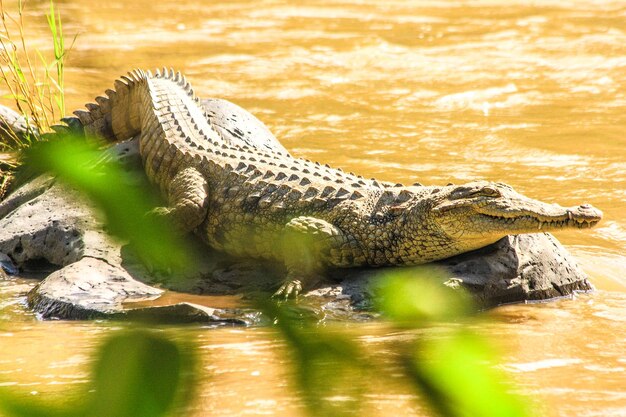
[431, 184, 603, 242]
[435, 204, 602, 242]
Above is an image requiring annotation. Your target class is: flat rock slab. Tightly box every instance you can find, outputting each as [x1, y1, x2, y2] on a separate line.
[120, 303, 260, 326]
[27, 257, 162, 320]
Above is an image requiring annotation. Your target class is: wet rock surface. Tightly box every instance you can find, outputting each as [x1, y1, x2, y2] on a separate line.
[0, 101, 593, 323]
[434, 233, 594, 306]
[181, 232, 592, 321]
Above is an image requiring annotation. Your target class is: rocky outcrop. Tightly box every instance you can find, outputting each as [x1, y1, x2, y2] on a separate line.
[0, 102, 594, 322]
[434, 233, 594, 306]
[183, 232, 593, 320]
[72, 70, 601, 305]
[0, 149, 593, 321]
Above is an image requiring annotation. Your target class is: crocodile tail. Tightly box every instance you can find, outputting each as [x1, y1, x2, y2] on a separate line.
[72, 68, 200, 144]
[71, 69, 149, 142]
[154, 67, 197, 98]
[72, 68, 199, 143]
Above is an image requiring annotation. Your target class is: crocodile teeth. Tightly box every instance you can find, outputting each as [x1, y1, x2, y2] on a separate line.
[538, 222, 542, 230]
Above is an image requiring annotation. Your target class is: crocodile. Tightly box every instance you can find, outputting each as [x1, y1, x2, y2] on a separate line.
[72, 68, 603, 297]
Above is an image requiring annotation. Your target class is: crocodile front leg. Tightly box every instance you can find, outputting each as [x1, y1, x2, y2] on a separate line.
[148, 167, 209, 234]
[274, 216, 350, 299]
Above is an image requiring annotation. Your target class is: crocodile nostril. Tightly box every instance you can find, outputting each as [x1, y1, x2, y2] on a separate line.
[580, 204, 592, 209]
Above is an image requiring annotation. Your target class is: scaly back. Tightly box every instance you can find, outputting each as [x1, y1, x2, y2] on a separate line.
[73, 68, 198, 143]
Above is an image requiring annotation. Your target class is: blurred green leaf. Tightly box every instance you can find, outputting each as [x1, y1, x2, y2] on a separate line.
[0, 330, 196, 417]
[375, 267, 474, 325]
[375, 270, 531, 417]
[0, 395, 79, 417]
[407, 330, 529, 417]
[87, 330, 196, 417]
[21, 136, 195, 274]
[260, 301, 369, 417]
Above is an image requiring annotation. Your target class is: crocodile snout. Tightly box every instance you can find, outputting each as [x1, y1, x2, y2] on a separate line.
[566, 204, 602, 224]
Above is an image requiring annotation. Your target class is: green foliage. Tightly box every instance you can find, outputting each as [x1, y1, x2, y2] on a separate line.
[0, 395, 71, 417]
[408, 331, 527, 417]
[260, 301, 370, 417]
[3, 139, 534, 417]
[22, 137, 196, 274]
[376, 268, 530, 417]
[375, 267, 474, 325]
[0, 0, 75, 151]
[1, 130, 533, 417]
[45, 0, 69, 118]
[0, 0, 75, 199]
[0, 330, 197, 417]
[258, 271, 531, 417]
[88, 330, 197, 417]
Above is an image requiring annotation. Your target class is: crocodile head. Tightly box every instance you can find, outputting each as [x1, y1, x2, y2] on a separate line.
[428, 181, 602, 251]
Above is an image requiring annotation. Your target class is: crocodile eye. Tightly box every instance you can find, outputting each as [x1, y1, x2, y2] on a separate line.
[480, 186, 500, 197]
[469, 186, 500, 198]
[451, 184, 501, 200]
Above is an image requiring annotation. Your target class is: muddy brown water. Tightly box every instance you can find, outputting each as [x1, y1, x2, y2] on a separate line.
[0, 1, 625, 416]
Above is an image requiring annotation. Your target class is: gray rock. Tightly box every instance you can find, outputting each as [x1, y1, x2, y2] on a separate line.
[120, 303, 261, 326]
[0, 100, 593, 322]
[436, 233, 594, 306]
[0, 104, 35, 144]
[203, 98, 289, 155]
[0, 251, 17, 275]
[27, 256, 162, 319]
[190, 232, 592, 319]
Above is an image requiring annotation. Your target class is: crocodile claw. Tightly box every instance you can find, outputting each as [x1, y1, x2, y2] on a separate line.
[272, 279, 303, 300]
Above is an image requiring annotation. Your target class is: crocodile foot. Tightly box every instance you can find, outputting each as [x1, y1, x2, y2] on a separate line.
[272, 279, 303, 300]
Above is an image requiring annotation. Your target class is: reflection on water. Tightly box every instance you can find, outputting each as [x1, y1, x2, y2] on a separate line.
[1, 0, 625, 416]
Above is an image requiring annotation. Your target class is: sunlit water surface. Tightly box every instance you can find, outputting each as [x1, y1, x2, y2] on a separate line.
[0, 1, 625, 416]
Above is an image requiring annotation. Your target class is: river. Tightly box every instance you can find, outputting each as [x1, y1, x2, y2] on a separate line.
[0, 0, 625, 416]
